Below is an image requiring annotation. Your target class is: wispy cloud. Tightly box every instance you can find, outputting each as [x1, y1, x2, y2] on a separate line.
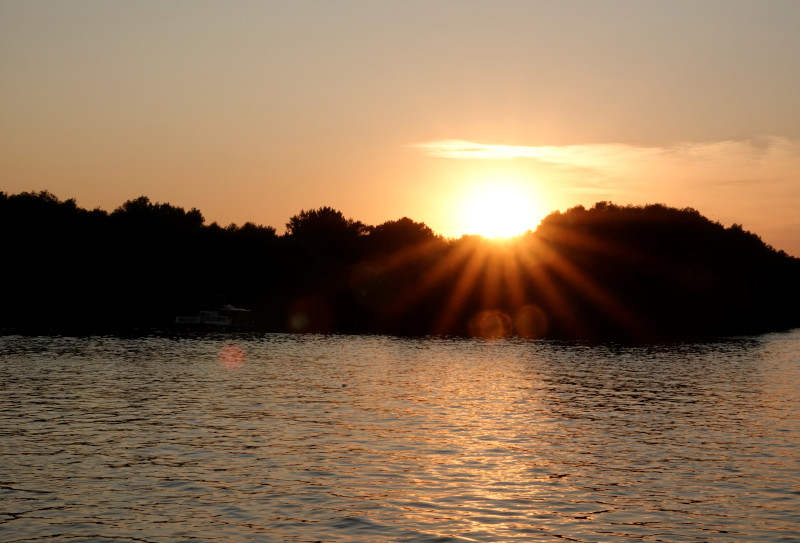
[414, 136, 800, 171]
[414, 136, 800, 191]
[414, 140, 557, 160]
[413, 139, 663, 166]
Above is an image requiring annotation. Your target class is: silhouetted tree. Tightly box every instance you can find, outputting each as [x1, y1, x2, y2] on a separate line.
[366, 217, 439, 254]
[286, 206, 367, 240]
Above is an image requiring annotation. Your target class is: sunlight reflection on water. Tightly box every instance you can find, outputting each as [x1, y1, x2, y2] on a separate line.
[0, 332, 799, 542]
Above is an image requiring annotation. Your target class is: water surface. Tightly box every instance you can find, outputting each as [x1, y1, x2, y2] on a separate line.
[1, 332, 799, 542]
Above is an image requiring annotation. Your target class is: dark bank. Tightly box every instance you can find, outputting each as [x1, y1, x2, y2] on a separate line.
[2, 190, 798, 340]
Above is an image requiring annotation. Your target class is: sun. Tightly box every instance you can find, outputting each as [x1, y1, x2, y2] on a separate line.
[458, 182, 544, 239]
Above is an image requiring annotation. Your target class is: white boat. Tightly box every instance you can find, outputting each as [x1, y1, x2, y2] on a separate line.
[175, 310, 232, 326]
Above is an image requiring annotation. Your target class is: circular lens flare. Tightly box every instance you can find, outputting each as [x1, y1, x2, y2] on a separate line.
[219, 343, 246, 369]
[469, 309, 512, 339]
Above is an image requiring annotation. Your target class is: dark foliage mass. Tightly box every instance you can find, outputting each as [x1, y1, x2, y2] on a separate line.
[2, 191, 798, 340]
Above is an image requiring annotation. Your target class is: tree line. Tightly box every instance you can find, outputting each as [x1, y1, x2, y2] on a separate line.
[2, 190, 798, 340]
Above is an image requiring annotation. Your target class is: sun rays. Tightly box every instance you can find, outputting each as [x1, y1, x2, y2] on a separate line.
[359, 227, 645, 340]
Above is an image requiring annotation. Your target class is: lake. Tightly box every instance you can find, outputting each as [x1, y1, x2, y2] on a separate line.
[1, 332, 799, 542]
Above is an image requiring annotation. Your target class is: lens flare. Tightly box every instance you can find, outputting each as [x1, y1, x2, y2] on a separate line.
[513, 304, 549, 339]
[287, 296, 333, 333]
[469, 309, 512, 339]
[219, 343, 246, 369]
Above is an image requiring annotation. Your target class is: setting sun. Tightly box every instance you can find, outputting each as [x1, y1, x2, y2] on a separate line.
[458, 183, 544, 239]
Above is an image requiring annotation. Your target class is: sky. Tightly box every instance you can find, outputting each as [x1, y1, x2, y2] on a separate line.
[2, 0, 799, 253]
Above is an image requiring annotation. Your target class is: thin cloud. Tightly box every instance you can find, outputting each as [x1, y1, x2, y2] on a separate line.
[414, 137, 800, 190]
[414, 136, 800, 168]
[414, 140, 555, 160]
[413, 139, 662, 167]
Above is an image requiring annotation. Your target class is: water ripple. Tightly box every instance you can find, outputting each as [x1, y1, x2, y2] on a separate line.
[1, 332, 799, 541]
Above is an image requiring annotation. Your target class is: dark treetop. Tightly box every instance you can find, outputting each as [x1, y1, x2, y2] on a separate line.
[2, 191, 798, 340]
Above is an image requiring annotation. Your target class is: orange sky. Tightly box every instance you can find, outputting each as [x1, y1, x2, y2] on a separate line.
[2, 1, 799, 254]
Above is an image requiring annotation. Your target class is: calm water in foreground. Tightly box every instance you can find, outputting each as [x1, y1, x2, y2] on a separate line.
[1, 332, 799, 542]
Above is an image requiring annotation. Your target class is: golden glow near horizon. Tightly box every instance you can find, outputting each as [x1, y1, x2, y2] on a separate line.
[2, 3, 800, 254]
[456, 181, 545, 239]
